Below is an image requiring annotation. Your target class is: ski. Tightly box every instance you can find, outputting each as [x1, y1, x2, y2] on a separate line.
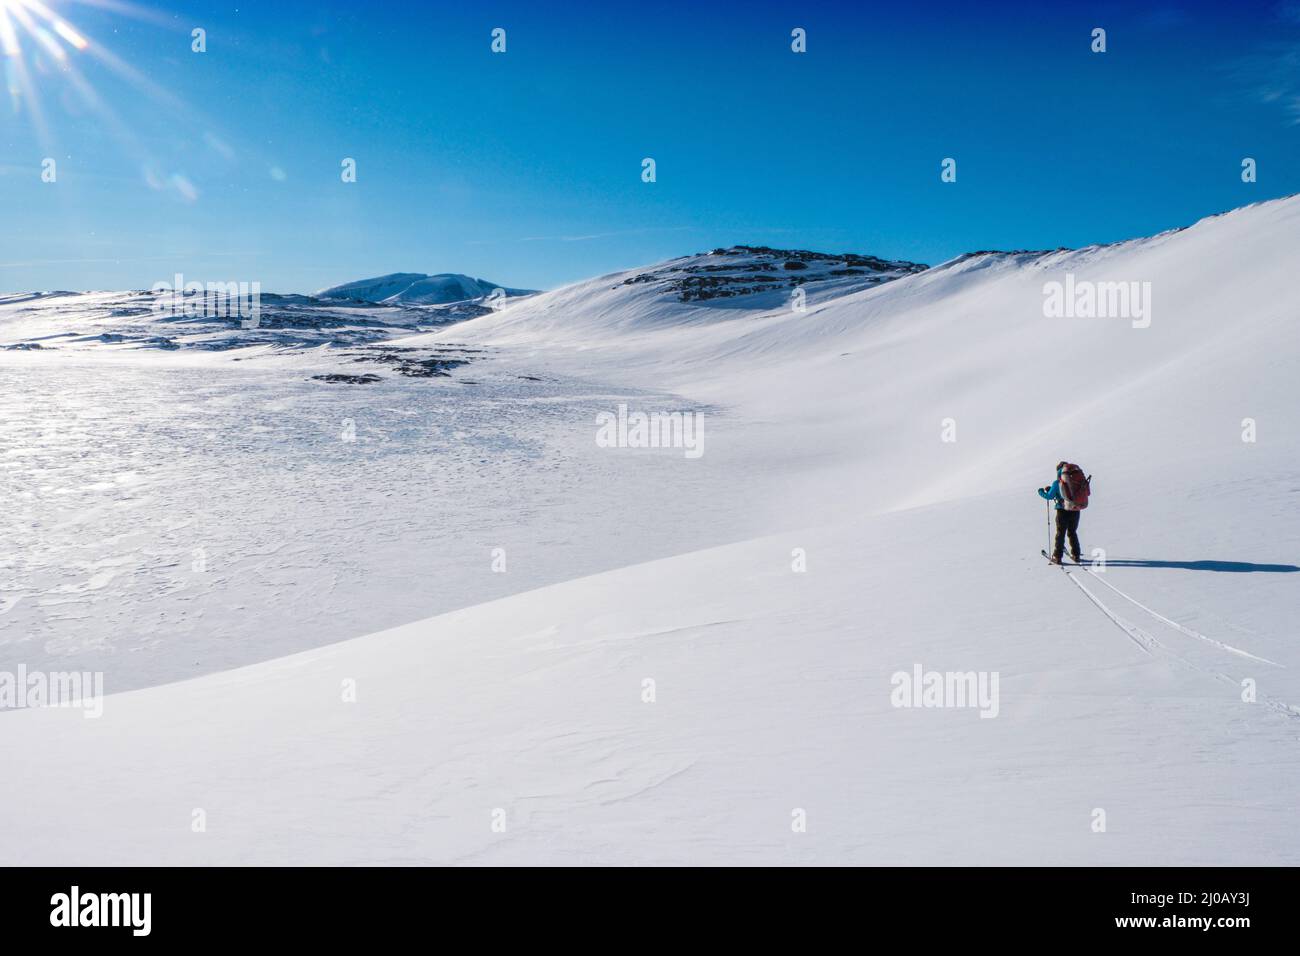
[1042, 549, 1089, 567]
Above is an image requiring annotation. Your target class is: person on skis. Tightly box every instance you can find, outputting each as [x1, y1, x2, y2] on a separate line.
[1039, 461, 1090, 564]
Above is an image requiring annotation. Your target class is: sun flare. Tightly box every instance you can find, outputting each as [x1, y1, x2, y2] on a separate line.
[1, 0, 91, 62]
[2, 0, 194, 174]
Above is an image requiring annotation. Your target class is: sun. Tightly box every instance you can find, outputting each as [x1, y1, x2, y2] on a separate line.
[1, 0, 90, 61]
[2, 0, 186, 151]
[2, 0, 96, 148]
[3, 0, 213, 203]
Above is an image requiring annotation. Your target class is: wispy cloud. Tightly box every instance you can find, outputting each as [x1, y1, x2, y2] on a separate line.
[1225, 4, 1300, 124]
[1228, 43, 1300, 124]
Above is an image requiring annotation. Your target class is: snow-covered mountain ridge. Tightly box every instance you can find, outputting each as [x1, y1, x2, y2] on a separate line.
[316, 272, 536, 306]
[618, 245, 927, 303]
[0, 243, 928, 369]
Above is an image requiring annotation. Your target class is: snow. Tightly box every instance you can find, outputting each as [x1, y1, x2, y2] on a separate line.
[1, 196, 1298, 864]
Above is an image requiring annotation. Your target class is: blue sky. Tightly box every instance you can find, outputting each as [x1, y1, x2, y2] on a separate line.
[2, 0, 1298, 293]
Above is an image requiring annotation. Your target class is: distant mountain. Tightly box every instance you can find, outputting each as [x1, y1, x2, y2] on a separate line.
[316, 273, 536, 306]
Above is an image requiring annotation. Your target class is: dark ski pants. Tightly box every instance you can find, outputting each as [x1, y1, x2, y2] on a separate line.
[1054, 509, 1082, 561]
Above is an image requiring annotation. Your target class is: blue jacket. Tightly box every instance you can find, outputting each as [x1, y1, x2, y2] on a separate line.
[1038, 470, 1065, 510]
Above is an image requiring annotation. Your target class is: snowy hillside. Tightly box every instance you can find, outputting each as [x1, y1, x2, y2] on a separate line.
[618, 245, 926, 304]
[317, 272, 535, 306]
[2, 197, 1298, 865]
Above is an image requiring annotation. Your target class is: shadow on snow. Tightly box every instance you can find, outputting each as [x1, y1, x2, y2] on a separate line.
[1102, 560, 1299, 573]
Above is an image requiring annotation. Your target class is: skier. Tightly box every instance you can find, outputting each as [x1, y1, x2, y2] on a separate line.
[1039, 461, 1090, 564]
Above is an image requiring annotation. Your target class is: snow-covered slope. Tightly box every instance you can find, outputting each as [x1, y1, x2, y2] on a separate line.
[316, 272, 535, 306]
[5, 488, 1295, 866]
[2, 197, 1298, 865]
[424, 198, 1299, 518]
[403, 245, 926, 342]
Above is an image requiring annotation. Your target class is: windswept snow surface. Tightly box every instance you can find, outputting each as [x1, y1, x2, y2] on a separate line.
[2, 200, 1299, 864]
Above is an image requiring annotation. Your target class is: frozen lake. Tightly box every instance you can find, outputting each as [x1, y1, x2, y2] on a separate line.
[0, 352, 767, 693]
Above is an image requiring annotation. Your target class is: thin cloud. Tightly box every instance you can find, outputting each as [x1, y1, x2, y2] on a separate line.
[1222, 4, 1300, 124]
[1227, 42, 1300, 124]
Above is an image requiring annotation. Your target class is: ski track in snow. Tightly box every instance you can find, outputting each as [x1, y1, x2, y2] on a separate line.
[1059, 565, 1300, 719]
[1059, 568, 1155, 656]
[1076, 562, 1284, 668]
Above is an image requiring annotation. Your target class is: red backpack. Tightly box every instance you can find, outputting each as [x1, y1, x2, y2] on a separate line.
[1060, 463, 1090, 511]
